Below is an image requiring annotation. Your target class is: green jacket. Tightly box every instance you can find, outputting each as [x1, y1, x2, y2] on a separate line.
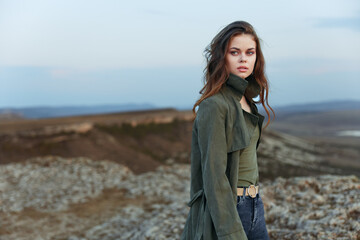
[181, 73, 265, 240]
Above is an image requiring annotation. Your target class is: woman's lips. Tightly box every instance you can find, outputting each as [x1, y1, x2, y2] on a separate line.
[237, 66, 248, 73]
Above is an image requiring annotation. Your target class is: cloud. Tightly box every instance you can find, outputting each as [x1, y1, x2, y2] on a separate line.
[314, 17, 360, 32]
[267, 57, 360, 75]
[49, 69, 76, 79]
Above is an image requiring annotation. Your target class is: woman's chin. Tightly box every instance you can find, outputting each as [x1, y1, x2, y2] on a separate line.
[232, 72, 250, 79]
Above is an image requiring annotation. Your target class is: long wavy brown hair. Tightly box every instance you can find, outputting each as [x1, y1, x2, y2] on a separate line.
[192, 21, 275, 127]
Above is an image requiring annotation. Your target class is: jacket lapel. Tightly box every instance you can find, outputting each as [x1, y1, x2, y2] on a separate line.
[222, 73, 265, 152]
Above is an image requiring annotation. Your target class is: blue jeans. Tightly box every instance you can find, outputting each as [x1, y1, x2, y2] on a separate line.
[236, 192, 270, 240]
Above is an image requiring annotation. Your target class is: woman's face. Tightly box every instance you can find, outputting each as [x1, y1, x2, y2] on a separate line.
[225, 34, 256, 79]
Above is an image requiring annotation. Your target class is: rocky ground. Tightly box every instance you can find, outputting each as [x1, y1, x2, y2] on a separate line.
[0, 156, 359, 240]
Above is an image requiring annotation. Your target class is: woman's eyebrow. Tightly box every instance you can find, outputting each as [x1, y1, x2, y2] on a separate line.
[229, 47, 256, 50]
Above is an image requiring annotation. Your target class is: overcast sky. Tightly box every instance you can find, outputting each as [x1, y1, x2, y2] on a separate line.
[0, 0, 359, 109]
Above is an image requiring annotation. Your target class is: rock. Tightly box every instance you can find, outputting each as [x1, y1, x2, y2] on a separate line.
[0, 156, 359, 240]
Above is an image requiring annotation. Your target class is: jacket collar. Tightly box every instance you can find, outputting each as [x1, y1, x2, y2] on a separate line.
[224, 73, 264, 119]
[223, 73, 265, 148]
[225, 73, 248, 99]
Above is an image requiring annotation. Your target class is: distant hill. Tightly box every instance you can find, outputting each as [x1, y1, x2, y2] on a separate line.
[272, 99, 360, 114]
[263, 100, 360, 135]
[2, 99, 360, 121]
[0, 111, 24, 121]
[0, 103, 157, 119]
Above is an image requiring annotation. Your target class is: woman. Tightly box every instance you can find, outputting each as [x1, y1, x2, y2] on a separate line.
[181, 21, 274, 240]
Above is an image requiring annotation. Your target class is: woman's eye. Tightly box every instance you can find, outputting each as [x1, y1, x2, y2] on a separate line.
[247, 51, 255, 55]
[230, 51, 238, 56]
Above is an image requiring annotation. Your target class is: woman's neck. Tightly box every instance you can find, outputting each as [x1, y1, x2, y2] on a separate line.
[240, 96, 252, 113]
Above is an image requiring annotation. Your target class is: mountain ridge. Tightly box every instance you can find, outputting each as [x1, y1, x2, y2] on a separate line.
[1, 99, 360, 120]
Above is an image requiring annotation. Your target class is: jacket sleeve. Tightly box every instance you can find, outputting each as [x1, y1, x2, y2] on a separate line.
[196, 98, 248, 240]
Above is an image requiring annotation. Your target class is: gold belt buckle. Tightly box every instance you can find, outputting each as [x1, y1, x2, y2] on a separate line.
[247, 185, 257, 198]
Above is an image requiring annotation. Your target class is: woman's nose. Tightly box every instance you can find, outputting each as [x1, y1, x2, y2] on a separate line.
[238, 54, 247, 62]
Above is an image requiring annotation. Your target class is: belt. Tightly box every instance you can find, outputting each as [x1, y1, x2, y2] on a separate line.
[237, 185, 259, 198]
